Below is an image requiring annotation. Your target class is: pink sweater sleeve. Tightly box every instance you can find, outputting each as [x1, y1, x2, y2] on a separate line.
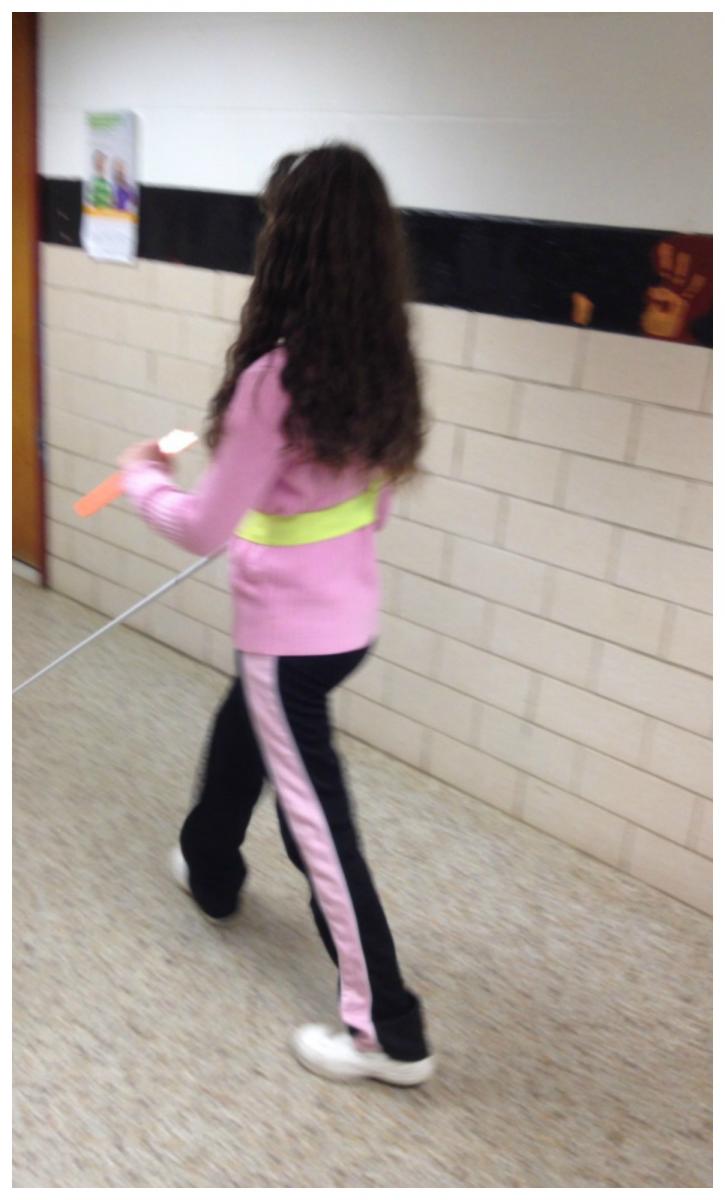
[122, 359, 287, 556]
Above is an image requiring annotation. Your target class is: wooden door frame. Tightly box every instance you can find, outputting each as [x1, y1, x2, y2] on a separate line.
[13, 12, 47, 583]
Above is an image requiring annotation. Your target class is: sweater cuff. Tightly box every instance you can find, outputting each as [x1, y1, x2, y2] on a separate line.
[121, 460, 172, 507]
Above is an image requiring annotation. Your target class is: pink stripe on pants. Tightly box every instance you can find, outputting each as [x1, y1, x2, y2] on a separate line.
[239, 652, 379, 1050]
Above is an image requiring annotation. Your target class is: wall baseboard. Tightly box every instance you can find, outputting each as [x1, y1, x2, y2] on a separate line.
[13, 560, 42, 584]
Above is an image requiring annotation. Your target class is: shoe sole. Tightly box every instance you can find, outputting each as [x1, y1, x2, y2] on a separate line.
[291, 1040, 435, 1087]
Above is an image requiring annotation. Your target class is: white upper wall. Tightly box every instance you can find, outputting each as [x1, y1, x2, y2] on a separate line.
[39, 12, 712, 231]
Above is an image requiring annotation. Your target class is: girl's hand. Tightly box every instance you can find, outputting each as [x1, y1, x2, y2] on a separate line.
[118, 441, 170, 471]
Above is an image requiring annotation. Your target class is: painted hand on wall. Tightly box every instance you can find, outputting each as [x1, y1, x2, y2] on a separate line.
[569, 233, 711, 345]
[640, 242, 706, 340]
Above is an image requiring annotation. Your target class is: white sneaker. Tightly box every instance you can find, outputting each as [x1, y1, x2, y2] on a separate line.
[168, 846, 238, 925]
[291, 1024, 435, 1086]
[169, 844, 192, 895]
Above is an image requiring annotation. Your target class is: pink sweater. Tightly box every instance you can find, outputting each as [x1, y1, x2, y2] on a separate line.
[123, 348, 393, 656]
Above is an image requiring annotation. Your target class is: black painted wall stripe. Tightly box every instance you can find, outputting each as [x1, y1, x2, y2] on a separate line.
[40, 177, 712, 347]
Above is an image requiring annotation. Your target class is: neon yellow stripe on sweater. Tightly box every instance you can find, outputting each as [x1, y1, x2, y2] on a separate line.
[236, 481, 383, 547]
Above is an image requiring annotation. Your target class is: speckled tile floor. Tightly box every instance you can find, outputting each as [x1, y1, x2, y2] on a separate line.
[13, 578, 712, 1187]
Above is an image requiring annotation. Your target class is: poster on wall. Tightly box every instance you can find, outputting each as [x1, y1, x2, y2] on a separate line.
[81, 111, 139, 263]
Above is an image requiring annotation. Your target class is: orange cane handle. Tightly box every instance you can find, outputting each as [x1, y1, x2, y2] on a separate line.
[74, 472, 124, 517]
[73, 431, 198, 518]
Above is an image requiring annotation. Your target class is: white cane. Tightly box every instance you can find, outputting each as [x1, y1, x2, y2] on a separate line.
[13, 553, 219, 697]
[13, 427, 215, 697]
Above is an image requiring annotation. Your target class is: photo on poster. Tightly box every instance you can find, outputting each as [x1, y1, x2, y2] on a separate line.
[81, 111, 139, 263]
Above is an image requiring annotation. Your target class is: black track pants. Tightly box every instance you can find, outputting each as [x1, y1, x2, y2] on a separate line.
[180, 648, 429, 1063]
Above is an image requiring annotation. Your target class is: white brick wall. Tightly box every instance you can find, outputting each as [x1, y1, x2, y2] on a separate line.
[39, 245, 712, 914]
[581, 330, 711, 408]
[470, 313, 579, 385]
[614, 530, 712, 611]
[518, 384, 633, 460]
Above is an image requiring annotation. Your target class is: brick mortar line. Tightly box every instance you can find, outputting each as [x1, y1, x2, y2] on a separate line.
[44, 255, 712, 380]
[45, 558, 219, 669]
[45, 354, 714, 485]
[372, 635, 712, 745]
[342, 720, 712, 909]
[359, 613, 708, 762]
[339, 686, 711, 860]
[388, 503, 713, 566]
[46, 546, 712, 805]
[41, 312, 713, 420]
[624, 401, 643, 465]
[49, 403, 713, 507]
[685, 794, 704, 854]
[46, 493, 714, 671]
[398, 533, 712, 624]
[571, 326, 588, 390]
[406, 476, 713, 544]
[46, 431, 713, 563]
[52, 424, 715, 554]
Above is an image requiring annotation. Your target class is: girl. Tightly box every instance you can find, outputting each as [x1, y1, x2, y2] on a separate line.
[120, 144, 434, 1086]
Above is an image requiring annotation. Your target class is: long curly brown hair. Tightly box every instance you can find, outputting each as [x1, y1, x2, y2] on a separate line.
[206, 143, 425, 480]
